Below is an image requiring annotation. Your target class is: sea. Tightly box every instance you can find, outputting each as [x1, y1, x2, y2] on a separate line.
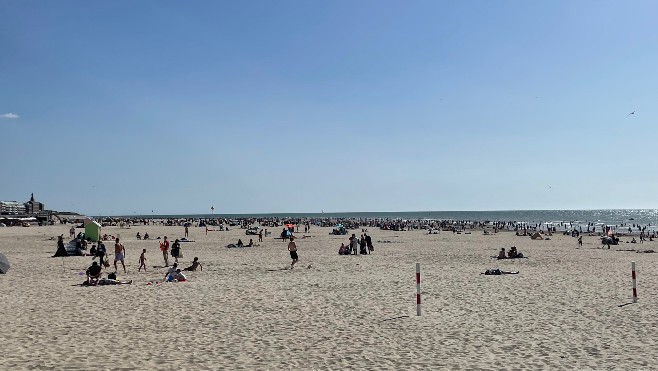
[132, 209, 658, 229]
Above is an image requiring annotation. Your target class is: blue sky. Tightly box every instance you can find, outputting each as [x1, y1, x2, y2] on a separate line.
[1, 1, 657, 215]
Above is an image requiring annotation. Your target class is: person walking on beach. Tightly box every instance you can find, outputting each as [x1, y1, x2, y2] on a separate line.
[138, 248, 147, 272]
[97, 242, 107, 268]
[184, 225, 189, 238]
[258, 229, 263, 242]
[577, 235, 583, 248]
[288, 236, 299, 268]
[114, 237, 126, 273]
[162, 236, 170, 266]
[69, 225, 75, 239]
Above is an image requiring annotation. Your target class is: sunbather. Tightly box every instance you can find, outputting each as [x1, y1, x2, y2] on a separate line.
[483, 268, 519, 275]
[183, 257, 203, 272]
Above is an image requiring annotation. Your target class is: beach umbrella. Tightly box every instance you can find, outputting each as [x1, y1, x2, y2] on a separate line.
[0, 252, 10, 274]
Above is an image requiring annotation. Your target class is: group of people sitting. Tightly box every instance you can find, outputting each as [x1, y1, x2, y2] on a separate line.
[226, 239, 256, 248]
[163, 259, 203, 282]
[497, 246, 524, 259]
[85, 257, 203, 285]
[101, 234, 118, 241]
[164, 263, 187, 282]
[136, 232, 150, 240]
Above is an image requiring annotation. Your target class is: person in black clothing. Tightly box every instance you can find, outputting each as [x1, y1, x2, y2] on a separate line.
[360, 235, 368, 255]
[86, 261, 102, 284]
[97, 243, 107, 267]
[365, 234, 374, 253]
[53, 235, 68, 257]
[171, 239, 181, 263]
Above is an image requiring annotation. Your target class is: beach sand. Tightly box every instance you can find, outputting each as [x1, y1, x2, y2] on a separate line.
[1, 224, 658, 370]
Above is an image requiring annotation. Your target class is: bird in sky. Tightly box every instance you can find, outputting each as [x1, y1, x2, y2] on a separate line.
[628, 111, 635, 116]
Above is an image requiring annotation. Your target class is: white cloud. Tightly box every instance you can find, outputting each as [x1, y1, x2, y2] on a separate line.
[0, 113, 19, 119]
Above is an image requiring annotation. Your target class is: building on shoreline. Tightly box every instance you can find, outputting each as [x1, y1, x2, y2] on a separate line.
[0, 193, 84, 226]
[0, 193, 44, 215]
[0, 201, 25, 215]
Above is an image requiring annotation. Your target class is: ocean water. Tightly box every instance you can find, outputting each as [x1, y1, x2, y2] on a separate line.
[139, 209, 658, 227]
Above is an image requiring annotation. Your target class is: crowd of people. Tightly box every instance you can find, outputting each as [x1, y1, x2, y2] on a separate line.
[74, 227, 205, 286]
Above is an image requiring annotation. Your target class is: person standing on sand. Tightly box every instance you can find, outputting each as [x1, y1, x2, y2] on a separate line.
[365, 233, 374, 253]
[162, 236, 170, 266]
[258, 229, 263, 242]
[184, 225, 189, 238]
[578, 235, 583, 248]
[114, 237, 126, 273]
[288, 236, 299, 268]
[171, 239, 181, 264]
[350, 234, 358, 255]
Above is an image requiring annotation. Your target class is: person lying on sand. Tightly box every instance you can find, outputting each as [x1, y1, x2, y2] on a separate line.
[183, 257, 203, 272]
[483, 269, 519, 275]
[83, 278, 132, 286]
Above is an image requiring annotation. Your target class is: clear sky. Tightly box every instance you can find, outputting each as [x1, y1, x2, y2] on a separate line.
[1, 0, 657, 215]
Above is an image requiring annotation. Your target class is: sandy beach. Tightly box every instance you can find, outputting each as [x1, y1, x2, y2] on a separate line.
[1, 224, 658, 370]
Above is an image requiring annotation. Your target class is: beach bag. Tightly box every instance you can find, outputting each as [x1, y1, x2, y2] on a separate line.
[108, 272, 117, 280]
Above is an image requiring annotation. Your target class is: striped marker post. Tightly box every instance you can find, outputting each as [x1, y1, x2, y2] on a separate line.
[632, 261, 638, 303]
[416, 263, 421, 316]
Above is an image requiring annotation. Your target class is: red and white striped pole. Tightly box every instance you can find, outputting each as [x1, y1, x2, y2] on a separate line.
[632, 261, 638, 303]
[416, 263, 421, 316]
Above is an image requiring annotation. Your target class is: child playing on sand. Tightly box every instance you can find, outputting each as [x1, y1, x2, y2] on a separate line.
[138, 249, 147, 272]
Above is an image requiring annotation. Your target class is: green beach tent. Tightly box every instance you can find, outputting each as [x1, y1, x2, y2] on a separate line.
[84, 220, 102, 242]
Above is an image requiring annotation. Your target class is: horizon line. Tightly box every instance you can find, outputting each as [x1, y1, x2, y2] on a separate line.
[90, 208, 658, 218]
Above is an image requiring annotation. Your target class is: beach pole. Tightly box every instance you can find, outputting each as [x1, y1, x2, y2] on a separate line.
[416, 263, 421, 316]
[632, 261, 638, 303]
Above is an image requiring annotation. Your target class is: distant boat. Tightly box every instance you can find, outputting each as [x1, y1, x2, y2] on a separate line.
[629, 218, 635, 220]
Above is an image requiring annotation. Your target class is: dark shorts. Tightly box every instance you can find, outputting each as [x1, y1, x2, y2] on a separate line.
[290, 251, 298, 260]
